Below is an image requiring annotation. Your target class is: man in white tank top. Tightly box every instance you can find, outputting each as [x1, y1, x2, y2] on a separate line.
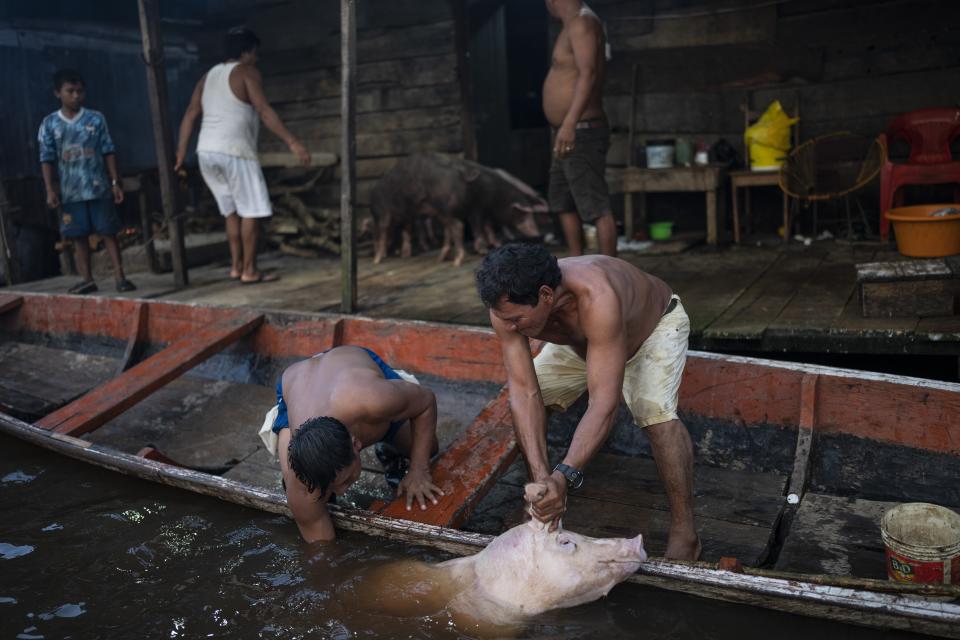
[175, 28, 310, 284]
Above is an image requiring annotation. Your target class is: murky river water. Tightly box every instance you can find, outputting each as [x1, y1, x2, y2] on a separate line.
[0, 435, 924, 639]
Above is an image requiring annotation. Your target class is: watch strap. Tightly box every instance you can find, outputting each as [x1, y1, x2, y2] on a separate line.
[554, 463, 584, 489]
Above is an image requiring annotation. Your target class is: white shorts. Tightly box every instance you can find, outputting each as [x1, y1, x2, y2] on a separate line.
[198, 151, 272, 218]
[533, 296, 690, 427]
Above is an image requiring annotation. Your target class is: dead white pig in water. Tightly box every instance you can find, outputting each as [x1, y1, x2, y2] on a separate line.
[348, 482, 646, 635]
[369, 153, 545, 267]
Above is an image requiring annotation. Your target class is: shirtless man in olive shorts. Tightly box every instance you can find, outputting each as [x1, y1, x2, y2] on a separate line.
[543, 0, 615, 256]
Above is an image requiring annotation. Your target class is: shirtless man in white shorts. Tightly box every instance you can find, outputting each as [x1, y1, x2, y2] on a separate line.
[175, 27, 310, 284]
[474, 243, 700, 560]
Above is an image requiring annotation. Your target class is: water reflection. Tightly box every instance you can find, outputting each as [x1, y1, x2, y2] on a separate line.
[0, 435, 924, 640]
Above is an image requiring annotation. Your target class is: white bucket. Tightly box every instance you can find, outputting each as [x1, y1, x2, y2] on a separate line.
[645, 140, 675, 169]
[881, 502, 960, 584]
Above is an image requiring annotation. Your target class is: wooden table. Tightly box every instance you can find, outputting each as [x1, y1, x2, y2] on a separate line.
[729, 169, 788, 244]
[606, 165, 726, 245]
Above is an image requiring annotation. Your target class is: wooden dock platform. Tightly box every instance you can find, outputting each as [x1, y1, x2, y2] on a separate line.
[5, 241, 959, 358]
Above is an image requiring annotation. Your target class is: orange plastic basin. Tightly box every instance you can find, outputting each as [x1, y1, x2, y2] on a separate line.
[885, 204, 960, 257]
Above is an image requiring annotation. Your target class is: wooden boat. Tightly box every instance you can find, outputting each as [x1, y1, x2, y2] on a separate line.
[1, 291, 958, 637]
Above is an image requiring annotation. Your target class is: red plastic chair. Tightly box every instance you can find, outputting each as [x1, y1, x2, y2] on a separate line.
[878, 107, 960, 241]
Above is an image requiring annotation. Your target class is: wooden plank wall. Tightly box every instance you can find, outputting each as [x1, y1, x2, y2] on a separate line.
[591, 0, 960, 166]
[239, 0, 466, 211]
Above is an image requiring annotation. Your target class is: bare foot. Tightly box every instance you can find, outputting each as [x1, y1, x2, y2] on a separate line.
[229, 269, 241, 279]
[240, 272, 279, 285]
[664, 533, 701, 561]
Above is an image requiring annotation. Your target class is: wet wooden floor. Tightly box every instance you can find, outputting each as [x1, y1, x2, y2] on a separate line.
[7, 240, 959, 357]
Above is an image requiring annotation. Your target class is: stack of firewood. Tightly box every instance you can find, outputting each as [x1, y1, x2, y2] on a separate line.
[179, 165, 348, 257]
[265, 167, 341, 257]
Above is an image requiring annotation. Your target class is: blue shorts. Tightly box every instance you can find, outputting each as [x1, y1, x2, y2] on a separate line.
[272, 347, 408, 443]
[60, 198, 121, 238]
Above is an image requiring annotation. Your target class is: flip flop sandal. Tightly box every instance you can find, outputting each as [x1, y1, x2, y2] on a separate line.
[67, 280, 98, 295]
[115, 278, 137, 292]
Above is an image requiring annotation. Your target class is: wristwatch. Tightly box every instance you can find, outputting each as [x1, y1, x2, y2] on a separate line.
[553, 463, 584, 490]
[110, 179, 119, 188]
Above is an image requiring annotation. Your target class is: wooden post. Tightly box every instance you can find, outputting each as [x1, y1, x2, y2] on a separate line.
[137, 0, 188, 288]
[0, 178, 19, 285]
[340, 0, 357, 313]
[451, 0, 478, 161]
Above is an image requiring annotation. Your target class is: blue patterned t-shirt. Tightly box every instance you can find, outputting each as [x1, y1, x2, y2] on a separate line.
[38, 108, 117, 204]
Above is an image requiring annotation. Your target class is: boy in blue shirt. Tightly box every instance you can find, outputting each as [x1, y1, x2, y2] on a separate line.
[39, 69, 135, 294]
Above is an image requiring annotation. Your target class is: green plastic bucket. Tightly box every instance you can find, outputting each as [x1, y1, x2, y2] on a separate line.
[649, 222, 674, 241]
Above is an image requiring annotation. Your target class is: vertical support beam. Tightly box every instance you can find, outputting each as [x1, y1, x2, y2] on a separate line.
[0, 177, 19, 285]
[116, 301, 149, 376]
[787, 373, 818, 501]
[451, 0, 478, 161]
[340, 0, 357, 313]
[137, 0, 188, 288]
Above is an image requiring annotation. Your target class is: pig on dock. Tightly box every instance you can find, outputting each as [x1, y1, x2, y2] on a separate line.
[369, 154, 545, 267]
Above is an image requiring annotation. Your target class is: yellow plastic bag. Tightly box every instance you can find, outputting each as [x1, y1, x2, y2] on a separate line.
[744, 100, 798, 170]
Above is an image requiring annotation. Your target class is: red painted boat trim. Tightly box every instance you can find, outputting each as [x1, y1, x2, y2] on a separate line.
[3, 293, 959, 456]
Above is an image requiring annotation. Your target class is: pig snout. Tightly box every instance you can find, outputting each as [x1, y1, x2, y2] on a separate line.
[627, 534, 647, 563]
[514, 212, 540, 239]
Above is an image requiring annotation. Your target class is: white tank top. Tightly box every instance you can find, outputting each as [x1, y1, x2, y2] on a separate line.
[196, 62, 260, 160]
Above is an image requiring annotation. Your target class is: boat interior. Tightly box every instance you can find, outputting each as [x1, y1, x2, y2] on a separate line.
[1, 292, 958, 583]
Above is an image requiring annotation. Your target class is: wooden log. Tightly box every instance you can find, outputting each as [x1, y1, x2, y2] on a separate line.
[267, 170, 326, 197]
[35, 312, 264, 437]
[1, 412, 959, 637]
[378, 388, 518, 527]
[259, 151, 338, 168]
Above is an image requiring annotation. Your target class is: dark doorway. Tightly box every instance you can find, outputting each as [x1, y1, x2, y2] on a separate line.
[467, 0, 551, 191]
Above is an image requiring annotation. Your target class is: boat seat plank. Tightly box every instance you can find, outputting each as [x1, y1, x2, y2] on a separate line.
[465, 452, 787, 565]
[772, 493, 957, 579]
[378, 388, 519, 528]
[35, 313, 264, 437]
[0, 293, 23, 315]
[0, 342, 118, 421]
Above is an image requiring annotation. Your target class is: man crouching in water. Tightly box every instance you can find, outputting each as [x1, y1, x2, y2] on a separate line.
[259, 345, 443, 542]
